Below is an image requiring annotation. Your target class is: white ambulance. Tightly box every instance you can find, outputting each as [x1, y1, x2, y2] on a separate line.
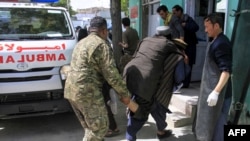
[0, 0, 77, 118]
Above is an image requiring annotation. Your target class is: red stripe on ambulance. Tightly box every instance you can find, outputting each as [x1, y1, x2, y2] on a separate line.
[0, 53, 66, 64]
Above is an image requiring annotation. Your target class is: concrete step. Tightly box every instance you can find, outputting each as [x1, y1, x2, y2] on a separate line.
[167, 104, 196, 128]
[167, 82, 200, 127]
[170, 92, 198, 117]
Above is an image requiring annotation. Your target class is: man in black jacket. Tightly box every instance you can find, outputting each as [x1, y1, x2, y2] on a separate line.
[172, 5, 199, 88]
[123, 26, 186, 141]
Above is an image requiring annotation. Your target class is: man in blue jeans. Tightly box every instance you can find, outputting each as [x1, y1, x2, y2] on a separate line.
[126, 97, 171, 141]
[123, 26, 186, 141]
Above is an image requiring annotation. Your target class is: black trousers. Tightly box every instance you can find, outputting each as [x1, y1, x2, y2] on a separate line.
[102, 82, 117, 130]
[183, 65, 193, 88]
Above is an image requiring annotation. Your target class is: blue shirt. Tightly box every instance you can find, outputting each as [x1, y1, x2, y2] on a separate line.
[209, 33, 232, 73]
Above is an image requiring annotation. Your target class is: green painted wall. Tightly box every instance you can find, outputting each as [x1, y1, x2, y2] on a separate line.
[228, 0, 250, 124]
[225, 0, 239, 39]
[128, 0, 141, 37]
[160, 0, 184, 11]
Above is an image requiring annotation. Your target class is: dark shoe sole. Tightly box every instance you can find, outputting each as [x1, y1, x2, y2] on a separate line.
[157, 129, 172, 139]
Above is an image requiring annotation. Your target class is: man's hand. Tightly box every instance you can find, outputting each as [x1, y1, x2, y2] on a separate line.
[182, 52, 189, 64]
[207, 91, 219, 106]
[119, 42, 128, 48]
[119, 42, 123, 46]
[127, 100, 139, 113]
[181, 22, 186, 27]
[120, 96, 139, 112]
[180, 36, 184, 41]
[120, 96, 130, 105]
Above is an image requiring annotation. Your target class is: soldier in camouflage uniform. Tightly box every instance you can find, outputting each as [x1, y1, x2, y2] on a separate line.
[64, 16, 131, 141]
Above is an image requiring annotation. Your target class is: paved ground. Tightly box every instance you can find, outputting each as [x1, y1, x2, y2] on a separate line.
[104, 82, 200, 141]
[0, 112, 196, 141]
[106, 102, 197, 141]
[0, 82, 200, 141]
[106, 117, 196, 141]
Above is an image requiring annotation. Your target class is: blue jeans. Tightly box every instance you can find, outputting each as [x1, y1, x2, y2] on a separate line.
[126, 99, 168, 141]
[150, 102, 168, 131]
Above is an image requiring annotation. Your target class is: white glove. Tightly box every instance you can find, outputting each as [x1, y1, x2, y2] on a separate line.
[207, 91, 219, 106]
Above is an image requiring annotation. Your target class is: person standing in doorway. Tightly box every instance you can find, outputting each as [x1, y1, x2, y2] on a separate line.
[157, 5, 184, 40]
[194, 13, 232, 141]
[119, 17, 139, 73]
[172, 5, 199, 88]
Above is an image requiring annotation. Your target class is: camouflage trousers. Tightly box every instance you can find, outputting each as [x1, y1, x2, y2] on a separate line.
[69, 100, 108, 141]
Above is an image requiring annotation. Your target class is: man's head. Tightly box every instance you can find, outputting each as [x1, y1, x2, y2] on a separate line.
[156, 26, 172, 38]
[172, 5, 183, 18]
[122, 17, 130, 27]
[204, 13, 224, 38]
[89, 16, 108, 39]
[157, 5, 169, 20]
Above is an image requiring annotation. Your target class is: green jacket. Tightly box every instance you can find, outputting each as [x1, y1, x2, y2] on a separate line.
[64, 32, 130, 103]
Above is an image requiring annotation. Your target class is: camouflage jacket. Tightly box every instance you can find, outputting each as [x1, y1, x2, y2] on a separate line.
[64, 32, 130, 102]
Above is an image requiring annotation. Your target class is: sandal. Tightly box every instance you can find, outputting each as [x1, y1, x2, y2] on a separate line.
[104, 129, 120, 137]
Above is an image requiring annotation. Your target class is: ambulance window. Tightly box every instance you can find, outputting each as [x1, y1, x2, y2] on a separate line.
[0, 9, 11, 34]
[0, 7, 73, 39]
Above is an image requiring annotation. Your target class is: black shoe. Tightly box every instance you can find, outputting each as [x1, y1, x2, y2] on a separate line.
[182, 84, 189, 88]
[157, 130, 172, 139]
